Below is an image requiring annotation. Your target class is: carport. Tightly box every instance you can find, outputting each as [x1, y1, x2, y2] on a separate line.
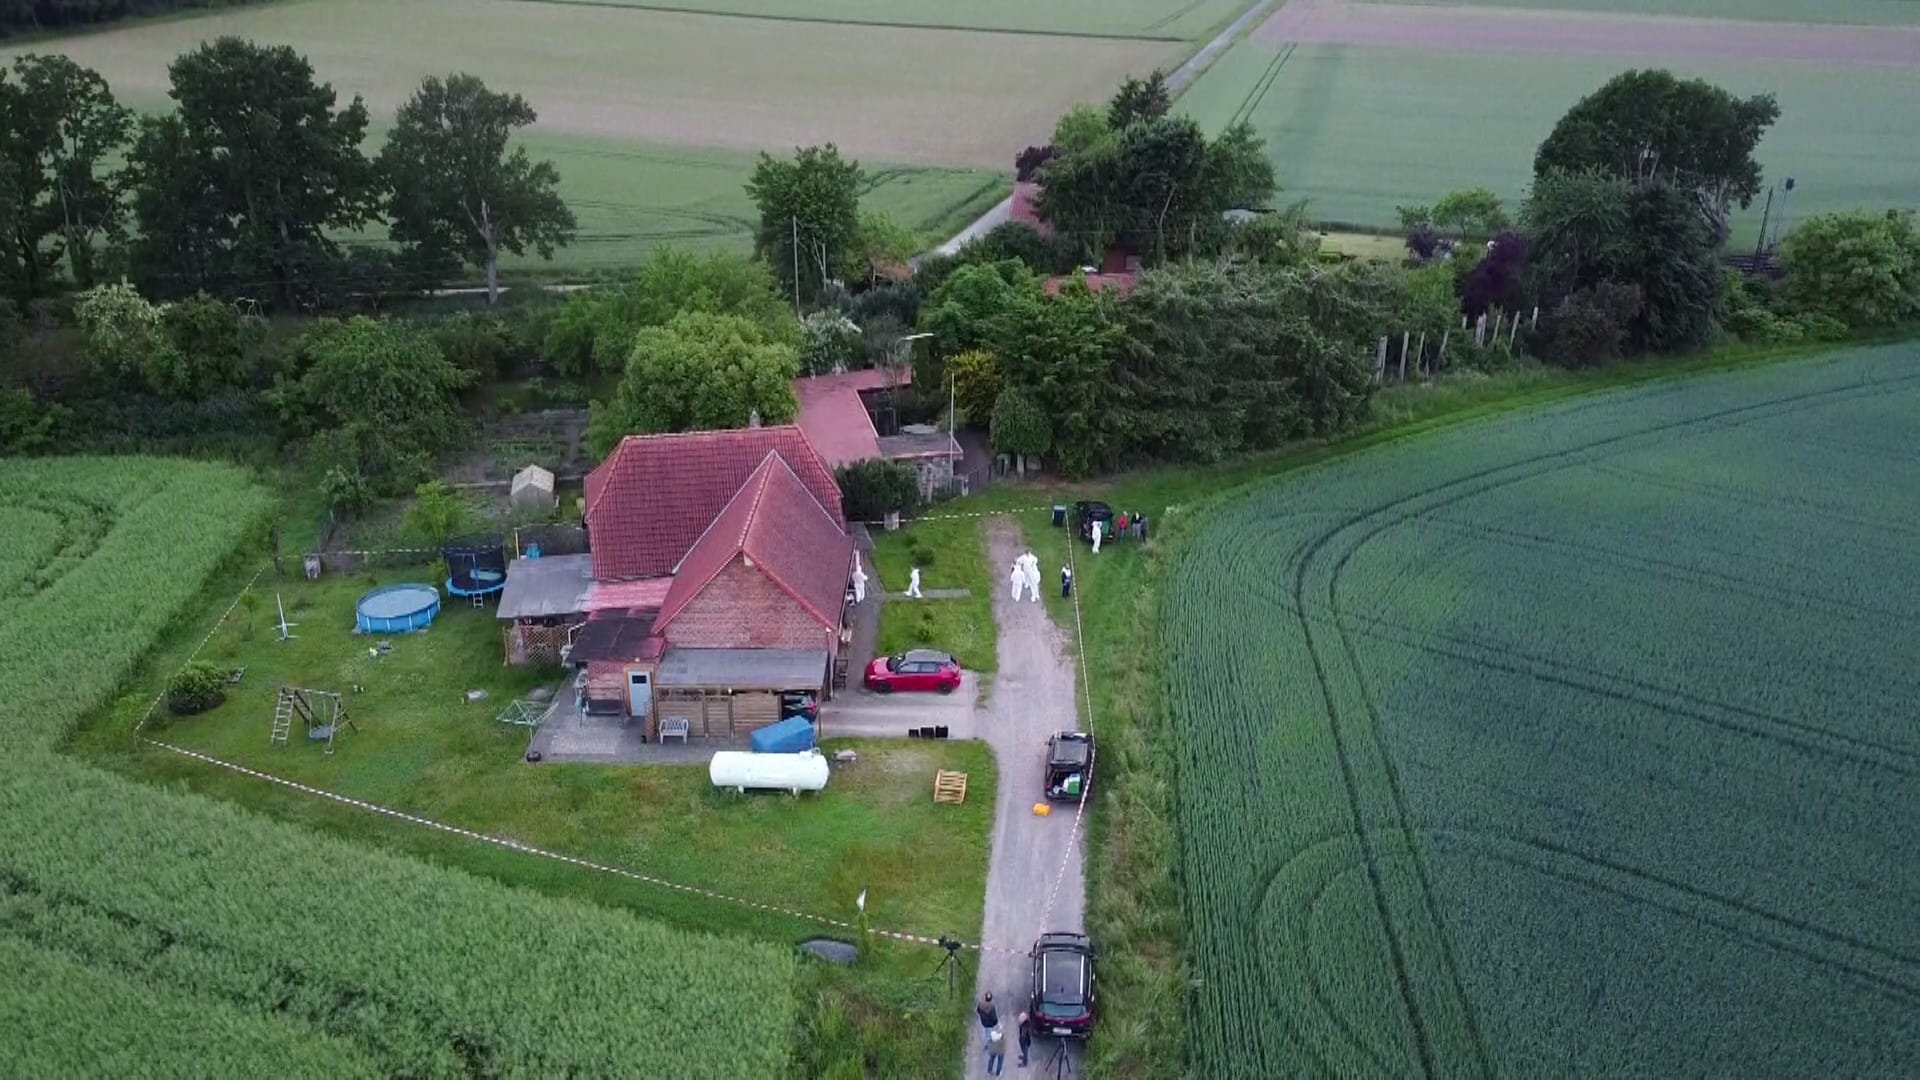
[652, 648, 829, 742]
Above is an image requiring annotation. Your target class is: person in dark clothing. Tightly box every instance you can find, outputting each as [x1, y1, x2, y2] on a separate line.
[1137, 512, 1149, 541]
[1060, 565, 1073, 598]
[976, 992, 999, 1048]
[1017, 1012, 1033, 1067]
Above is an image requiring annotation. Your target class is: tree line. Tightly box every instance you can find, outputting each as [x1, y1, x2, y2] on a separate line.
[0, 38, 574, 310]
[0, 0, 267, 37]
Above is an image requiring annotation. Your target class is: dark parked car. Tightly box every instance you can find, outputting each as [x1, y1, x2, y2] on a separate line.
[780, 691, 818, 721]
[864, 649, 962, 694]
[1029, 932, 1096, 1039]
[1072, 501, 1112, 544]
[1043, 731, 1093, 801]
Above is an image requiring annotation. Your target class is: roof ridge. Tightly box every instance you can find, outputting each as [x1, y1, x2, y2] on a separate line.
[735, 451, 781, 552]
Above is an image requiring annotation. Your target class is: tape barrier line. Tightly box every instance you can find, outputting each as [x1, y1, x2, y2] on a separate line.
[135, 735, 1023, 955]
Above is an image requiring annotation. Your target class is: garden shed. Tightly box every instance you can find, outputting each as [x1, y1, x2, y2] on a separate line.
[510, 464, 556, 514]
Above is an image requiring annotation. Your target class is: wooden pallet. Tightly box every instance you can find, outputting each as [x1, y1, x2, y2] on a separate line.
[933, 770, 969, 805]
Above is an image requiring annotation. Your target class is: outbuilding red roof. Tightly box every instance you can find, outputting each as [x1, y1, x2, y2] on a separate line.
[792, 368, 909, 467]
[583, 426, 844, 581]
[653, 451, 853, 633]
[1010, 180, 1052, 237]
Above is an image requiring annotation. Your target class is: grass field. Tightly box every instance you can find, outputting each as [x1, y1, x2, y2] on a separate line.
[0, 458, 798, 1075]
[5, 0, 1180, 169]
[1160, 345, 1920, 1076]
[1370, 0, 1920, 24]
[525, 0, 1256, 39]
[1183, 39, 1920, 243]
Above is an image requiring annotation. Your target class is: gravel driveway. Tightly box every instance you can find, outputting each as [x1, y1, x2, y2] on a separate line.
[965, 518, 1087, 1077]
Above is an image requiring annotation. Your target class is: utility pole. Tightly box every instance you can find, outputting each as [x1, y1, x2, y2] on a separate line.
[791, 215, 801, 317]
[1752, 184, 1775, 265]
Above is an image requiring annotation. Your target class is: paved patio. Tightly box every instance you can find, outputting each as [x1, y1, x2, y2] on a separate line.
[524, 696, 713, 765]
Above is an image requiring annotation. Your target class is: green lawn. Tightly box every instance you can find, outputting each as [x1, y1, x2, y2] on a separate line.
[1366, 0, 1920, 24]
[68, 555, 997, 1074]
[84, 563, 992, 942]
[521, 0, 1255, 39]
[868, 517, 999, 674]
[1183, 40, 1920, 244]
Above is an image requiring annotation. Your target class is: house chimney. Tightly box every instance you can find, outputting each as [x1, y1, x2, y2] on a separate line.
[748, 409, 762, 429]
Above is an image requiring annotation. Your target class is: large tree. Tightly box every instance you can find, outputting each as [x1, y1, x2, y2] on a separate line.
[1107, 70, 1170, 130]
[270, 316, 470, 491]
[0, 54, 131, 296]
[1524, 171, 1721, 354]
[128, 37, 376, 306]
[991, 283, 1127, 477]
[589, 311, 799, 453]
[746, 144, 862, 305]
[1534, 69, 1777, 228]
[379, 73, 575, 305]
[1038, 116, 1273, 261]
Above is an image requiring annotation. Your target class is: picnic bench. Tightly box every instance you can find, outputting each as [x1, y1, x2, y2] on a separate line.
[659, 716, 690, 744]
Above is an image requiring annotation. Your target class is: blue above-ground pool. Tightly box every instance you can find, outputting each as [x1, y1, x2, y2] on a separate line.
[355, 583, 441, 633]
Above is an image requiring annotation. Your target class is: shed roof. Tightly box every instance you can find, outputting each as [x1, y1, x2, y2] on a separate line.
[497, 554, 594, 620]
[565, 616, 663, 665]
[878, 429, 961, 461]
[792, 368, 908, 467]
[582, 425, 843, 582]
[511, 463, 554, 492]
[653, 451, 854, 634]
[656, 647, 830, 689]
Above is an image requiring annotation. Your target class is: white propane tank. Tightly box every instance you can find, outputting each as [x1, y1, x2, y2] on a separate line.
[709, 750, 830, 794]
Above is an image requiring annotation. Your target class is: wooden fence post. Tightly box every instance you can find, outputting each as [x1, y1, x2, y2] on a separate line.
[1398, 331, 1409, 381]
[1376, 335, 1389, 383]
[1416, 332, 1427, 378]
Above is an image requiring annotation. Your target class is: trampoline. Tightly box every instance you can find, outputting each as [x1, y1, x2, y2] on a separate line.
[356, 584, 441, 633]
[443, 533, 507, 603]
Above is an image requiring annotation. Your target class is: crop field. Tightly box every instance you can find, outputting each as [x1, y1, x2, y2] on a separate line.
[1162, 346, 1920, 1076]
[1, 0, 1193, 268]
[527, 0, 1256, 39]
[1182, 2, 1920, 242]
[0, 459, 795, 1076]
[1369, 0, 1920, 24]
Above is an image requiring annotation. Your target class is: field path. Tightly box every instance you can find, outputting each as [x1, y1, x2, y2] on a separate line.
[1256, 0, 1920, 64]
[963, 518, 1087, 1075]
[936, 0, 1283, 254]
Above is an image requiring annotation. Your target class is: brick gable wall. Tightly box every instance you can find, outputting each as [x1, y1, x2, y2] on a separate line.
[661, 557, 836, 652]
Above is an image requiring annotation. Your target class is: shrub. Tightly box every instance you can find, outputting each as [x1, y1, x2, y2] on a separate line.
[433, 312, 530, 380]
[799, 310, 865, 375]
[166, 661, 228, 716]
[1537, 281, 1643, 368]
[0, 387, 64, 454]
[1778, 210, 1920, 327]
[948, 349, 1001, 425]
[835, 458, 921, 521]
[989, 387, 1052, 464]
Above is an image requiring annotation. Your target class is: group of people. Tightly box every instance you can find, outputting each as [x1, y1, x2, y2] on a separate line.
[1008, 550, 1042, 603]
[975, 992, 1033, 1075]
[1088, 510, 1147, 554]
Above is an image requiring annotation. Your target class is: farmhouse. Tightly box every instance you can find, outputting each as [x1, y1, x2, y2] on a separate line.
[497, 426, 855, 742]
[792, 368, 963, 499]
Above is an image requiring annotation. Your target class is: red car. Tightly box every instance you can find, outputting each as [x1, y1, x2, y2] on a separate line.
[864, 649, 962, 694]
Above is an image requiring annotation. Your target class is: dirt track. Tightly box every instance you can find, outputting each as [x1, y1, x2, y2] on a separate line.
[1257, 0, 1920, 64]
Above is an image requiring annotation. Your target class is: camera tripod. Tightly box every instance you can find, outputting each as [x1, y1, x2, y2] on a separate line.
[1044, 1036, 1077, 1080]
[927, 934, 965, 995]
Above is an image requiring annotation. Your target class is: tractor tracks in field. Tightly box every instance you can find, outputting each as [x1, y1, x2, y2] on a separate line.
[1278, 364, 1920, 1079]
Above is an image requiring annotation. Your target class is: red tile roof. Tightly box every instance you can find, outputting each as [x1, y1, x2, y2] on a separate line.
[1010, 180, 1052, 237]
[583, 426, 844, 581]
[653, 451, 853, 633]
[792, 368, 910, 467]
[583, 579, 672, 613]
